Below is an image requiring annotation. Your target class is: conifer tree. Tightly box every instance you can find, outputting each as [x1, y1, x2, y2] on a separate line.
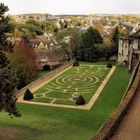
[0, 3, 20, 117]
[111, 26, 120, 54]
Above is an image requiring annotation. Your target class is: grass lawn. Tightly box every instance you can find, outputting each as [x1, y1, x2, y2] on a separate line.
[32, 63, 110, 105]
[80, 60, 116, 66]
[0, 62, 130, 140]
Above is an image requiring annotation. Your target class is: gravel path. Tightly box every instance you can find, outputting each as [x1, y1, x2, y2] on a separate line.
[110, 82, 140, 140]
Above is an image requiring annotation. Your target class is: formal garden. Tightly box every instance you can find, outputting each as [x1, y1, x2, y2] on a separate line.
[29, 62, 111, 107]
[0, 3, 132, 140]
[0, 61, 130, 140]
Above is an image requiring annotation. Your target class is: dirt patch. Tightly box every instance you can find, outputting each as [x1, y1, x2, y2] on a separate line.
[0, 127, 21, 140]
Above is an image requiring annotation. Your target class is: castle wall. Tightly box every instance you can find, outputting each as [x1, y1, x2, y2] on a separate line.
[118, 39, 129, 64]
[133, 39, 139, 50]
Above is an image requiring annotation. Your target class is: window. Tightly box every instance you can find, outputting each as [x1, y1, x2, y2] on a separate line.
[122, 50, 124, 56]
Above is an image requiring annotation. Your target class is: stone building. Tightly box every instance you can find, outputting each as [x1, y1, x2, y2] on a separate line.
[118, 29, 140, 71]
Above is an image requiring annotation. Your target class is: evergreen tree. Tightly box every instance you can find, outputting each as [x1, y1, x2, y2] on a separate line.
[78, 27, 103, 61]
[82, 26, 103, 48]
[112, 26, 119, 44]
[0, 50, 9, 68]
[0, 4, 14, 51]
[111, 26, 120, 55]
[0, 3, 20, 117]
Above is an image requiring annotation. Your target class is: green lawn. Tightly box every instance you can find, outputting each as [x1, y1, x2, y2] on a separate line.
[79, 60, 116, 66]
[0, 64, 130, 140]
[32, 64, 110, 105]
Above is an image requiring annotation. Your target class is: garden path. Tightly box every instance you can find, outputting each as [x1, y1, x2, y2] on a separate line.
[18, 67, 116, 110]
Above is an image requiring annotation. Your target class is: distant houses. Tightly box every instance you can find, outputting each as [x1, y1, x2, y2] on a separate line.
[29, 33, 66, 70]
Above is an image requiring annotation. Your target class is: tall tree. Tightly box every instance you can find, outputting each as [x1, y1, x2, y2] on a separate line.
[112, 26, 119, 45]
[111, 26, 120, 55]
[55, 28, 82, 60]
[82, 26, 103, 48]
[8, 39, 38, 89]
[0, 3, 20, 117]
[77, 27, 103, 61]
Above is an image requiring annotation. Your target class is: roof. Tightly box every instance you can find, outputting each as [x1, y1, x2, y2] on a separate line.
[129, 28, 140, 38]
[129, 24, 140, 38]
[35, 49, 64, 61]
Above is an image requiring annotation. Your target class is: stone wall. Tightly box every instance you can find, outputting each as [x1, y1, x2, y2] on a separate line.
[17, 59, 75, 98]
[118, 38, 129, 64]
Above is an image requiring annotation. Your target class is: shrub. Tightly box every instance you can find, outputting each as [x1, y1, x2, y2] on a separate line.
[73, 60, 80, 67]
[75, 95, 86, 105]
[107, 63, 112, 68]
[23, 88, 34, 100]
[43, 65, 50, 71]
[17, 75, 26, 90]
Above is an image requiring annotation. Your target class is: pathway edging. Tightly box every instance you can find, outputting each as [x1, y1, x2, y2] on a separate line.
[18, 66, 116, 110]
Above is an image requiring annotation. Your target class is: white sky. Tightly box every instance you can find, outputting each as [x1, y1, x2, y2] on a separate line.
[1, 0, 140, 15]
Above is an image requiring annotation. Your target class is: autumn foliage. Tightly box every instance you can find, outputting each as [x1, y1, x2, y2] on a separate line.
[9, 39, 38, 89]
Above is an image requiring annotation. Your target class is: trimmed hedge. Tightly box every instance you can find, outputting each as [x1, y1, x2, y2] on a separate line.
[23, 88, 34, 100]
[107, 63, 112, 68]
[43, 65, 51, 71]
[75, 95, 86, 105]
[73, 60, 80, 67]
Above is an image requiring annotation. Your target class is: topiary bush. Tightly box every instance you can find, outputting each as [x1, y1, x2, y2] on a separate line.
[23, 88, 34, 100]
[107, 63, 112, 68]
[43, 65, 51, 71]
[75, 95, 86, 105]
[73, 60, 80, 67]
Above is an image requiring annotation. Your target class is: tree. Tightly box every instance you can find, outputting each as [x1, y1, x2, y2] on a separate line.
[55, 28, 82, 60]
[0, 3, 20, 117]
[59, 20, 68, 29]
[82, 27, 103, 48]
[0, 50, 9, 68]
[0, 4, 14, 51]
[25, 20, 43, 35]
[93, 18, 105, 35]
[0, 68, 19, 117]
[42, 21, 55, 32]
[111, 26, 120, 55]
[77, 27, 103, 61]
[8, 39, 38, 89]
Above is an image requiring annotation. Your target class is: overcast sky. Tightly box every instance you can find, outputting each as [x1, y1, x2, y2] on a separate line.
[1, 0, 140, 15]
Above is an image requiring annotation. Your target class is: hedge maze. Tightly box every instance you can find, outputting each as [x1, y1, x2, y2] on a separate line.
[32, 64, 110, 106]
